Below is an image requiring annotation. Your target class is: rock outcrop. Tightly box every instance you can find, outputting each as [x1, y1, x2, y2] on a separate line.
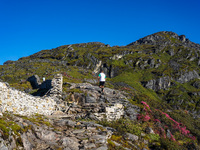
[1, 31, 200, 149]
[176, 70, 200, 83]
[142, 70, 200, 91]
[0, 78, 141, 149]
[27, 75, 41, 89]
[0, 113, 113, 150]
[66, 83, 139, 121]
[128, 31, 200, 50]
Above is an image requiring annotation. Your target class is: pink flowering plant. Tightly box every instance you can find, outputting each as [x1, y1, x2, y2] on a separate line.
[137, 101, 196, 143]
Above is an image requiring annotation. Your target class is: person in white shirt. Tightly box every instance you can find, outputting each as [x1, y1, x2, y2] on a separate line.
[98, 70, 106, 93]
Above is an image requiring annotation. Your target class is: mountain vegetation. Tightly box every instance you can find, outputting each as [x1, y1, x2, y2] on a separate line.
[0, 31, 200, 149]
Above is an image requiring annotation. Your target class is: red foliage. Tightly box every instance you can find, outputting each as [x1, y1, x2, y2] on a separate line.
[62, 72, 72, 78]
[170, 132, 176, 141]
[141, 101, 152, 112]
[137, 101, 152, 121]
[138, 101, 196, 141]
[137, 114, 151, 121]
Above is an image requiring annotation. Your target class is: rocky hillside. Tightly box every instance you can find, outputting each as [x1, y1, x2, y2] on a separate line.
[0, 31, 200, 149]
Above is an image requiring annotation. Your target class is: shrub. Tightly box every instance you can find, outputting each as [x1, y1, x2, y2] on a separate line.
[99, 119, 142, 136]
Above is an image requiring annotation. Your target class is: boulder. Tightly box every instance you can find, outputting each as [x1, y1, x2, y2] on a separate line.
[169, 60, 180, 71]
[167, 49, 175, 56]
[124, 133, 139, 141]
[142, 76, 171, 91]
[124, 105, 140, 120]
[192, 81, 200, 89]
[27, 75, 41, 89]
[176, 70, 200, 83]
[179, 35, 186, 42]
[85, 93, 97, 103]
[145, 127, 154, 134]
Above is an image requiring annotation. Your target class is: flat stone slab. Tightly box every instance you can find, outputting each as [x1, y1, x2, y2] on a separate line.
[72, 129, 86, 134]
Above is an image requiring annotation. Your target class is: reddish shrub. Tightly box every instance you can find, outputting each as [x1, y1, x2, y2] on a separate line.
[138, 101, 196, 141]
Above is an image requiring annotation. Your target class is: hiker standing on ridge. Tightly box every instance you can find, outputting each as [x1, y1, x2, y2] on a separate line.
[98, 70, 106, 93]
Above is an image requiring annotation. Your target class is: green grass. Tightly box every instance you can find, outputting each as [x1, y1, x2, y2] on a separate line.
[22, 114, 52, 127]
[0, 113, 24, 139]
[111, 71, 161, 101]
[99, 119, 142, 136]
[0, 36, 200, 149]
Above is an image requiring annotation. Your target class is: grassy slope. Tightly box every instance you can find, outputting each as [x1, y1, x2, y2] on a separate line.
[0, 32, 200, 149]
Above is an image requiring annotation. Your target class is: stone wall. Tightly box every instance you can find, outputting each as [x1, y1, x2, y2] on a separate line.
[94, 103, 124, 121]
[46, 74, 63, 100]
[0, 82, 56, 116]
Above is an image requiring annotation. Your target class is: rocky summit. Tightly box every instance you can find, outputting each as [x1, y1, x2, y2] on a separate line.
[0, 31, 200, 149]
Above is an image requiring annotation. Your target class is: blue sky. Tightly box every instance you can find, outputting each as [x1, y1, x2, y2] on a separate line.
[0, 0, 200, 65]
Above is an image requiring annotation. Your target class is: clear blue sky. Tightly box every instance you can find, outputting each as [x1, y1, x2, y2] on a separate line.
[0, 0, 200, 65]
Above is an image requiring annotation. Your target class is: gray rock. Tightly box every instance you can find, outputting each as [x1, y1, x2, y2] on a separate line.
[111, 140, 121, 146]
[109, 65, 120, 78]
[124, 133, 139, 141]
[189, 57, 196, 61]
[96, 145, 108, 150]
[167, 49, 174, 56]
[73, 129, 85, 134]
[3, 60, 15, 65]
[166, 129, 171, 139]
[90, 135, 107, 144]
[9, 136, 17, 150]
[125, 105, 139, 120]
[0, 143, 8, 150]
[128, 31, 177, 46]
[148, 59, 155, 68]
[85, 93, 97, 103]
[84, 79, 98, 84]
[143, 76, 171, 91]
[34, 128, 57, 142]
[72, 93, 86, 105]
[145, 127, 154, 134]
[61, 137, 79, 150]
[21, 133, 33, 150]
[198, 60, 200, 66]
[54, 119, 76, 127]
[27, 75, 41, 89]
[193, 81, 200, 89]
[84, 143, 96, 149]
[176, 70, 200, 83]
[169, 60, 180, 71]
[179, 35, 186, 42]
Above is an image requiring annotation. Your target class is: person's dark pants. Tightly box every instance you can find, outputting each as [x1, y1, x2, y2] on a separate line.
[99, 81, 105, 87]
[99, 81, 105, 92]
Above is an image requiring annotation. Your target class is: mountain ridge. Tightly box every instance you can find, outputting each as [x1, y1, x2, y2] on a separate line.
[3, 31, 199, 65]
[0, 31, 200, 149]
[128, 31, 200, 48]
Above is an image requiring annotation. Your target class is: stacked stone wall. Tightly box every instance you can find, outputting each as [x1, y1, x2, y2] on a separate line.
[94, 103, 124, 121]
[0, 82, 56, 116]
[47, 74, 63, 98]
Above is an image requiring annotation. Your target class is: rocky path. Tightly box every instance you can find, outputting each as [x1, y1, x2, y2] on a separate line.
[21, 116, 112, 150]
[0, 81, 141, 150]
[65, 83, 139, 121]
